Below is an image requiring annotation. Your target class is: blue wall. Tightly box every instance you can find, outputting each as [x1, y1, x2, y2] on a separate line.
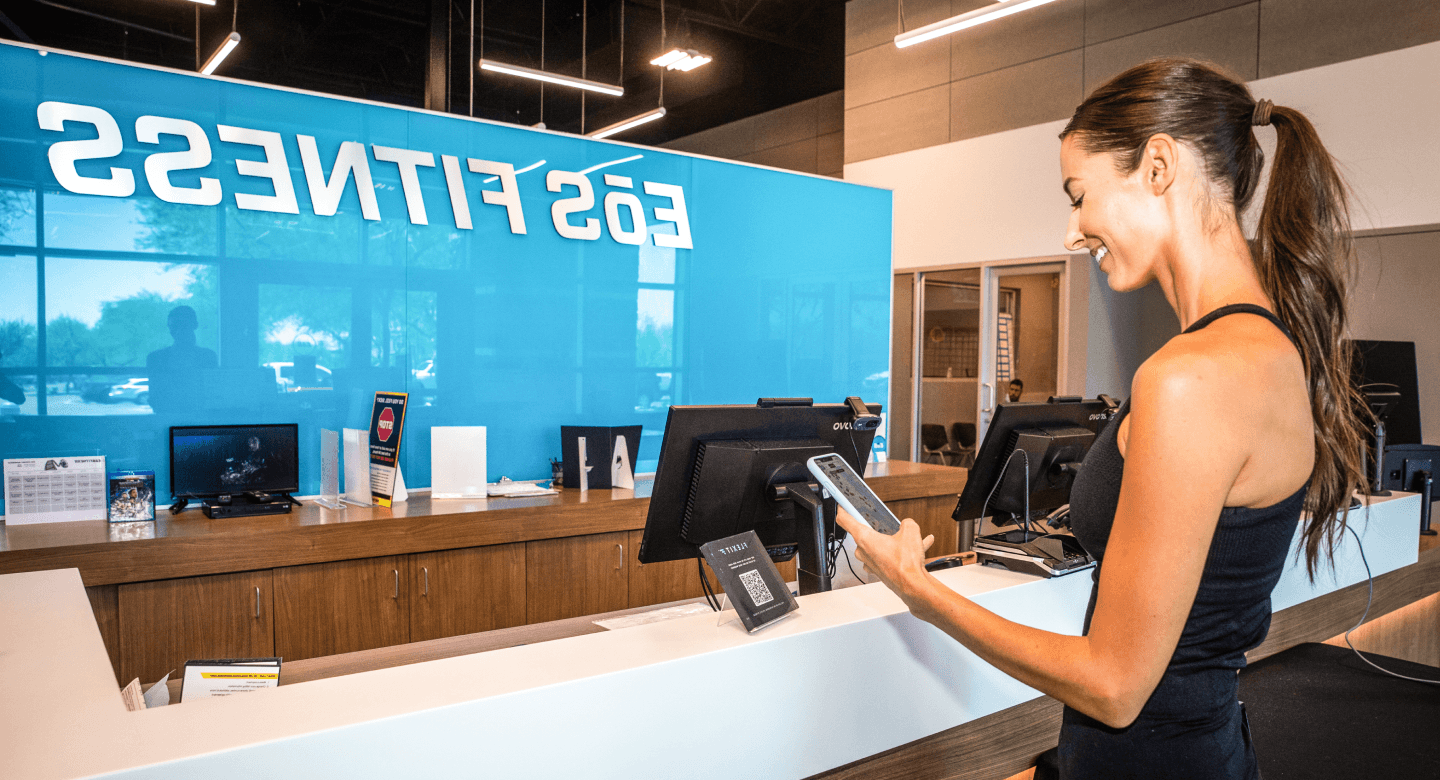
[0, 42, 892, 508]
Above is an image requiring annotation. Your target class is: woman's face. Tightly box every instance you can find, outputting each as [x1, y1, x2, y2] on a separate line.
[1060, 135, 1170, 292]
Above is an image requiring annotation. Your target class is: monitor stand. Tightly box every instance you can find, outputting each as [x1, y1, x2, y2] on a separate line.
[773, 481, 836, 595]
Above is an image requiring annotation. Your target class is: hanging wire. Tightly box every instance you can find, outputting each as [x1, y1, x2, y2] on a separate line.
[619, 0, 625, 87]
[232, 0, 238, 32]
[898, 0, 907, 34]
[658, 0, 665, 107]
[539, 0, 545, 126]
[581, 0, 587, 133]
[469, 0, 475, 116]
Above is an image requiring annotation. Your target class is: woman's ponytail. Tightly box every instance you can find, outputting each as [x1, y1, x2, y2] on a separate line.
[1254, 106, 1368, 579]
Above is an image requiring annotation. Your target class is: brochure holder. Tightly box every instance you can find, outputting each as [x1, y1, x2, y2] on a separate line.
[341, 428, 372, 507]
[431, 426, 488, 498]
[316, 429, 343, 509]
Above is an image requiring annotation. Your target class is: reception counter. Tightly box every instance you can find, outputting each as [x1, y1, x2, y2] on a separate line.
[0, 492, 1429, 780]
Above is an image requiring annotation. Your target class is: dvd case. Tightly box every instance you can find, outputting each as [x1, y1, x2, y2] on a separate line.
[108, 470, 156, 522]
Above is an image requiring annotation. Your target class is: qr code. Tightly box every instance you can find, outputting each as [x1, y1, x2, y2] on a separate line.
[738, 569, 774, 607]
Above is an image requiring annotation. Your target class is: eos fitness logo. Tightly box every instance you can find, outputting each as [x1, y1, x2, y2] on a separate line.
[33, 101, 694, 249]
[377, 407, 395, 442]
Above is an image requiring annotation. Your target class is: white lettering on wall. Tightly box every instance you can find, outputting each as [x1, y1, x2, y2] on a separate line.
[135, 115, 221, 206]
[31, 101, 696, 247]
[297, 136, 380, 220]
[36, 102, 135, 197]
[372, 145, 437, 226]
[547, 170, 600, 241]
[467, 158, 527, 234]
[217, 124, 300, 214]
[440, 154, 473, 230]
[643, 181, 693, 250]
[603, 174, 646, 246]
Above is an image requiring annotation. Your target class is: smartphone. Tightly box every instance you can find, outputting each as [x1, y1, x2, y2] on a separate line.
[807, 453, 903, 535]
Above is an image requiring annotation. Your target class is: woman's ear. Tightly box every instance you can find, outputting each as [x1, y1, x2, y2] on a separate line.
[1142, 134, 1179, 195]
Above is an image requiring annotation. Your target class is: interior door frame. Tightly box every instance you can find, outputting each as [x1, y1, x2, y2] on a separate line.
[977, 261, 1068, 442]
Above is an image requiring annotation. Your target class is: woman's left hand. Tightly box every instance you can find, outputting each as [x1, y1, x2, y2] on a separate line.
[835, 508, 935, 611]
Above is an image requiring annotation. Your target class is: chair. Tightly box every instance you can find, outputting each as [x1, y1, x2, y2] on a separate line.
[920, 424, 955, 465]
[949, 422, 977, 469]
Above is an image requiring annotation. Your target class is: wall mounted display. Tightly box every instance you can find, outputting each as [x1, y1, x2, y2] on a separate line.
[0, 41, 892, 508]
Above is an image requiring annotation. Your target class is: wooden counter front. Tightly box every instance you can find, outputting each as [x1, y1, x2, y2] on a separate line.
[0, 460, 966, 587]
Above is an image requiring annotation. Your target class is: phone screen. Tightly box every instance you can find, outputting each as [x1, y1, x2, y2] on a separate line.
[810, 454, 902, 535]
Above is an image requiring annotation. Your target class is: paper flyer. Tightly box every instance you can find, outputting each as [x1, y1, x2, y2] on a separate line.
[368, 391, 408, 507]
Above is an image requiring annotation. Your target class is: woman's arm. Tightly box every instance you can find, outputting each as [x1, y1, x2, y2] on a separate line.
[842, 347, 1252, 728]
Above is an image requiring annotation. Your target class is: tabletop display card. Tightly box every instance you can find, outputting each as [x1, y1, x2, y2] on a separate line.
[700, 531, 799, 633]
[367, 391, 408, 507]
[181, 658, 281, 701]
[3, 456, 107, 525]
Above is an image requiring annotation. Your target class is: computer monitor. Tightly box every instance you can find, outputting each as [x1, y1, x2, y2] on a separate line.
[951, 397, 1118, 577]
[170, 424, 300, 499]
[639, 398, 881, 595]
[954, 397, 1117, 527]
[1351, 340, 1422, 445]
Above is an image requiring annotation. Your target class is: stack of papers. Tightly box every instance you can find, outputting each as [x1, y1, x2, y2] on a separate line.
[487, 479, 557, 498]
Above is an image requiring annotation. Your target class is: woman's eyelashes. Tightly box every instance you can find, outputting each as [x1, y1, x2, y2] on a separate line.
[1069, 194, 1085, 209]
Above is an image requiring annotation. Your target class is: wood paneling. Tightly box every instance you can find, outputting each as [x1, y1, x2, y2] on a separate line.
[950, 51, 1084, 143]
[85, 584, 120, 685]
[891, 494, 964, 557]
[809, 694, 1064, 780]
[846, 34, 950, 110]
[1259, 0, 1440, 78]
[846, 0, 952, 56]
[117, 570, 274, 684]
[845, 84, 951, 164]
[741, 137, 819, 174]
[274, 557, 408, 663]
[1083, 3, 1259, 89]
[409, 544, 526, 643]
[892, 273, 915, 462]
[1323, 590, 1440, 668]
[526, 532, 629, 624]
[948, 0, 1084, 82]
[0, 466, 958, 587]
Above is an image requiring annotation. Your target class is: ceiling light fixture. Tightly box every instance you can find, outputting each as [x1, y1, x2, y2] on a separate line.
[479, 59, 624, 96]
[183, 0, 217, 5]
[650, 48, 711, 71]
[200, 31, 240, 75]
[587, 107, 667, 140]
[895, 0, 1064, 48]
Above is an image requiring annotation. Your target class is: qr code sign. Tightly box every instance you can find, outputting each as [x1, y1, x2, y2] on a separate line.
[738, 569, 774, 607]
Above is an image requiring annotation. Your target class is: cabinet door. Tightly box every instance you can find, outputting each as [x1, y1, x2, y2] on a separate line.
[410, 544, 526, 643]
[86, 584, 122, 685]
[118, 570, 275, 685]
[273, 557, 408, 663]
[526, 532, 629, 624]
[892, 494, 962, 556]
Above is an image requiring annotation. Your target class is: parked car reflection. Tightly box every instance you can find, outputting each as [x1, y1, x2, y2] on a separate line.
[106, 377, 150, 405]
[264, 361, 334, 392]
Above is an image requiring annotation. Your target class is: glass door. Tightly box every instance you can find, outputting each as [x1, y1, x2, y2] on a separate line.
[915, 269, 980, 466]
[977, 262, 1065, 442]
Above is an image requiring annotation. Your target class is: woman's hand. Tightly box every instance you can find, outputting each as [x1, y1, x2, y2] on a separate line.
[834, 508, 936, 615]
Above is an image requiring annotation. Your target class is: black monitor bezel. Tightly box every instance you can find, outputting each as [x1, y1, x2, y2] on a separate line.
[952, 399, 1117, 523]
[169, 423, 300, 498]
[639, 402, 879, 565]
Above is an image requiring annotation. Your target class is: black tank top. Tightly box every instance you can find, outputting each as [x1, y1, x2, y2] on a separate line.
[1068, 304, 1308, 678]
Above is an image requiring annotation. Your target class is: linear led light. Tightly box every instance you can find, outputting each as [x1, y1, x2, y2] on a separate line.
[650, 48, 712, 71]
[895, 0, 1063, 48]
[183, 0, 217, 5]
[200, 32, 241, 75]
[587, 107, 667, 140]
[479, 59, 624, 97]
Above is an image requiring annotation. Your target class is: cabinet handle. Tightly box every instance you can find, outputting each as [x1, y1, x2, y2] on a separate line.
[254, 586, 260, 618]
[393, 569, 399, 599]
[615, 543, 624, 571]
[423, 566, 429, 596]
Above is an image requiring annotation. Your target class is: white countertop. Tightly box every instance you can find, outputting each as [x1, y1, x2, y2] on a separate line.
[0, 492, 1418, 779]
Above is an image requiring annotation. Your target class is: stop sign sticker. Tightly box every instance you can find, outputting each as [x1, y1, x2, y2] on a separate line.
[378, 407, 395, 442]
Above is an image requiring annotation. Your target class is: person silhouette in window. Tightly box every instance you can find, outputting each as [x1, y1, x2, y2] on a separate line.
[146, 305, 217, 413]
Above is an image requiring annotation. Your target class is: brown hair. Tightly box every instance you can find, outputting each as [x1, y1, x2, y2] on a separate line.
[1061, 58, 1368, 578]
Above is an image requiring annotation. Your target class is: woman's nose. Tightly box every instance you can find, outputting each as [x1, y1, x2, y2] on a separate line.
[1064, 210, 1087, 252]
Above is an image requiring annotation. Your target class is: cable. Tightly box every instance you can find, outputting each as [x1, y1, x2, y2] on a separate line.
[840, 541, 866, 584]
[980, 448, 1031, 539]
[1342, 524, 1439, 685]
[697, 554, 720, 611]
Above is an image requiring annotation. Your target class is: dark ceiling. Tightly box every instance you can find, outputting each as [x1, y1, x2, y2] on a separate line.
[0, 0, 844, 146]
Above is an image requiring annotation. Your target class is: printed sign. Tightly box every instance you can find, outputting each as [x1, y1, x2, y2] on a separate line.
[368, 391, 408, 507]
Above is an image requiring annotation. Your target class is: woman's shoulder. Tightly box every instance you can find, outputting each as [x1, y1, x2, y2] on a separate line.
[1136, 312, 1299, 394]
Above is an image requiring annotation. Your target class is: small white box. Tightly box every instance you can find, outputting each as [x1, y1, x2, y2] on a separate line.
[431, 426, 487, 498]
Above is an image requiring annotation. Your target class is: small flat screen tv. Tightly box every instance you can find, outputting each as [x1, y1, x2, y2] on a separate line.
[170, 424, 300, 498]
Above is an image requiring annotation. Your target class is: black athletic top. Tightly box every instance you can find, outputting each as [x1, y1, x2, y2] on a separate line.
[1054, 304, 1308, 780]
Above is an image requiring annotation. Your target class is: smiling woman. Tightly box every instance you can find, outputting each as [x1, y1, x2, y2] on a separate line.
[839, 57, 1370, 780]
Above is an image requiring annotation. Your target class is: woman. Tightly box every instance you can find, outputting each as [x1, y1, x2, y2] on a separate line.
[837, 58, 1368, 779]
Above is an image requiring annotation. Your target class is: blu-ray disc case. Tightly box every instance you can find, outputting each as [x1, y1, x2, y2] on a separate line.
[108, 470, 156, 522]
